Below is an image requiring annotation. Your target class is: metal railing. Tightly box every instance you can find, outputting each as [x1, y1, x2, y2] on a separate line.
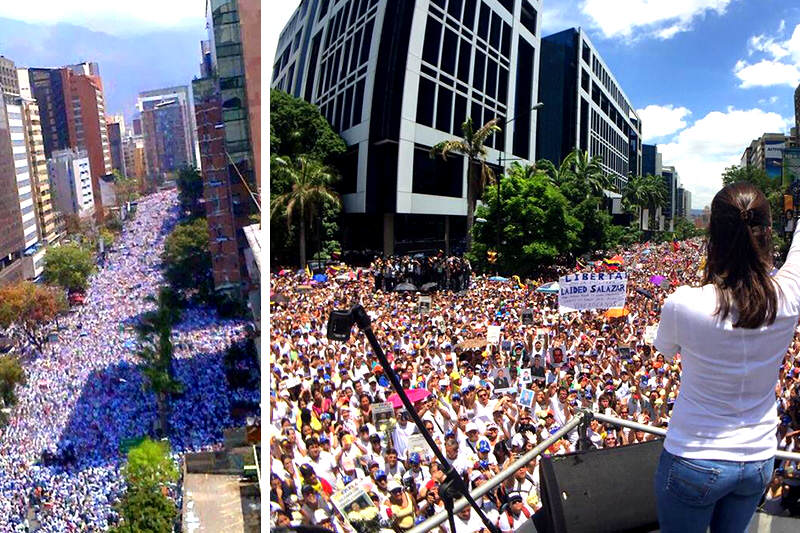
[406, 410, 800, 533]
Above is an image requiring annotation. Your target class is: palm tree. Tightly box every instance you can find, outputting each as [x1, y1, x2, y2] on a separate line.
[271, 156, 340, 267]
[135, 288, 183, 437]
[623, 174, 649, 229]
[536, 152, 575, 188]
[430, 117, 501, 251]
[571, 149, 613, 198]
[642, 174, 667, 229]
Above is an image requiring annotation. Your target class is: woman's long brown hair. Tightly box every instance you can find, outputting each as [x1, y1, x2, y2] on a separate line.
[703, 182, 777, 328]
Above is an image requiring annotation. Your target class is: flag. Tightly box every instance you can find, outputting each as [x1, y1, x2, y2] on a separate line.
[672, 241, 680, 252]
[305, 264, 312, 278]
[511, 275, 525, 290]
[576, 258, 586, 269]
[602, 255, 622, 270]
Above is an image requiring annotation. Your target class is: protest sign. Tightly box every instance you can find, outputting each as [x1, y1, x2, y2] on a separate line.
[331, 484, 377, 526]
[519, 368, 532, 384]
[518, 388, 534, 408]
[418, 295, 432, 315]
[406, 433, 433, 461]
[644, 325, 658, 345]
[558, 272, 627, 311]
[487, 325, 501, 344]
[494, 386, 517, 397]
[371, 402, 395, 428]
[521, 308, 534, 325]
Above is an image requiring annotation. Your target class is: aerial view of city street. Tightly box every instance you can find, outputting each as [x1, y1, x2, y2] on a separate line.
[0, 0, 261, 531]
[268, 1, 800, 532]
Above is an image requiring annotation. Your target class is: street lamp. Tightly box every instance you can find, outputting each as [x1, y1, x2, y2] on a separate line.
[494, 102, 544, 253]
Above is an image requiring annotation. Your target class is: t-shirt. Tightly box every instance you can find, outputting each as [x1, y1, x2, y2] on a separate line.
[655, 223, 800, 461]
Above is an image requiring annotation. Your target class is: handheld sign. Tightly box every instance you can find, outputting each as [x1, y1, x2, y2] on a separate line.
[487, 325, 501, 344]
[371, 402, 395, 427]
[518, 388, 535, 408]
[418, 295, 432, 315]
[521, 308, 534, 325]
[558, 272, 627, 311]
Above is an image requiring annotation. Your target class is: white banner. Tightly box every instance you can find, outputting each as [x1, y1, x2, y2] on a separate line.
[558, 272, 627, 311]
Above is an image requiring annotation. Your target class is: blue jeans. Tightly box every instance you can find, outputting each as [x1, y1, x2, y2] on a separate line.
[654, 449, 773, 533]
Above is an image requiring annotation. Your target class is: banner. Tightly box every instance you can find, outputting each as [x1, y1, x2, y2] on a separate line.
[558, 272, 627, 311]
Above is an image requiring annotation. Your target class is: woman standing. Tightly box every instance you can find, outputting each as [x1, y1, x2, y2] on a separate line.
[653, 183, 800, 531]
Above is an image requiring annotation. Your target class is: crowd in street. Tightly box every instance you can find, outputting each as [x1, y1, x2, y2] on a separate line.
[371, 255, 472, 292]
[0, 190, 249, 531]
[269, 238, 800, 532]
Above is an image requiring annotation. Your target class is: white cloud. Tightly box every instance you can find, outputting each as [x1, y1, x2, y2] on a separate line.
[580, 0, 731, 40]
[637, 104, 692, 142]
[734, 59, 800, 88]
[0, 1, 205, 34]
[736, 22, 800, 88]
[658, 107, 791, 208]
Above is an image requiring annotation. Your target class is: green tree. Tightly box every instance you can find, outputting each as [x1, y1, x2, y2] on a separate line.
[162, 218, 213, 302]
[673, 217, 704, 240]
[270, 156, 341, 267]
[431, 117, 501, 250]
[469, 162, 580, 275]
[123, 437, 179, 491]
[721, 165, 783, 235]
[536, 154, 575, 189]
[43, 243, 95, 292]
[109, 486, 177, 533]
[176, 166, 204, 220]
[113, 169, 140, 207]
[269, 89, 347, 164]
[0, 282, 68, 353]
[0, 355, 25, 411]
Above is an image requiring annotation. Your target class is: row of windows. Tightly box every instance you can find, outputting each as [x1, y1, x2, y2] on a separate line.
[416, 76, 505, 151]
[590, 109, 628, 158]
[18, 191, 32, 203]
[590, 134, 628, 179]
[591, 53, 630, 120]
[429, 0, 513, 65]
[316, 20, 373, 101]
[323, 0, 378, 51]
[590, 81, 631, 138]
[319, 78, 366, 132]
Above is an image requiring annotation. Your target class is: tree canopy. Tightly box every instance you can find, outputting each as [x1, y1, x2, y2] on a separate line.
[0, 355, 25, 411]
[176, 166, 204, 220]
[162, 218, 213, 302]
[270, 89, 347, 165]
[43, 243, 95, 292]
[0, 282, 67, 353]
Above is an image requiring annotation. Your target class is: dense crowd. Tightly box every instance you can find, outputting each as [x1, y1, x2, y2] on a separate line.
[371, 256, 472, 292]
[269, 238, 800, 532]
[0, 190, 249, 531]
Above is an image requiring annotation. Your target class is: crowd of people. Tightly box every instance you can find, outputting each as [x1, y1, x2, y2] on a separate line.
[0, 190, 250, 531]
[269, 238, 800, 532]
[370, 256, 472, 292]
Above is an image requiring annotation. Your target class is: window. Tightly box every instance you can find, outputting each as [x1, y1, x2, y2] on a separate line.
[416, 77, 436, 126]
[436, 86, 453, 132]
[342, 86, 354, 130]
[422, 16, 442, 65]
[582, 42, 591, 64]
[498, 67, 508, 106]
[353, 79, 365, 124]
[489, 13, 501, 50]
[350, 29, 362, 71]
[497, 0, 513, 14]
[581, 69, 589, 92]
[485, 60, 497, 99]
[500, 22, 511, 57]
[471, 100, 482, 128]
[457, 39, 472, 83]
[473, 49, 486, 92]
[412, 144, 463, 197]
[520, 2, 537, 35]
[448, 0, 462, 19]
[441, 29, 458, 74]
[463, 0, 477, 28]
[477, 2, 490, 40]
[360, 20, 374, 64]
[454, 94, 467, 133]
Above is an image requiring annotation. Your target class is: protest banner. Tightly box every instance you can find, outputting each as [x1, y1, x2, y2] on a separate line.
[558, 272, 628, 311]
[487, 325, 501, 344]
[371, 402, 395, 428]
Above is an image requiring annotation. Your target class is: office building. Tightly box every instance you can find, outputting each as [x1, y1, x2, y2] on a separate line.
[0, 81, 26, 284]
[676, 186, 691, 218]
[137, 86, 197, 184]
[740, 133, 788, 180]
[195, 0, 260, 294]
[123, 134, 147, 191]
[273, 0, 543, 253]
[48, 148, 94, 218]
[26, 63, 112, 219]
[536, 27, 642, 192]
[661, 165, 679, 232]
[107, 118, 126, 177]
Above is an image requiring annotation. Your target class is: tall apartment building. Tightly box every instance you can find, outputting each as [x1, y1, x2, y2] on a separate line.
[661, 165, 679, 232]
[740, 133, 788, 180]
[273, 0, 543, 253]
[137, 86, 197, 184]
[123, 134, 147, 191]
[48, 148, 94, 218]
[26, 62, 112, 220]
[676, 186, 691, 218]
[536, 27, 642, 192]
[107, 118, 127, 177]
[194, 0, 260, 294]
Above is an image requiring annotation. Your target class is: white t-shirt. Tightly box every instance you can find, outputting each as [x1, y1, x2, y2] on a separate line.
[655, 229, 800, 461]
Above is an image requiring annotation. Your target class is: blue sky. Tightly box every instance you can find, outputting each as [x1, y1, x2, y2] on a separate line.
[267, 0, 800, 209]
[0, 1, 206, 122]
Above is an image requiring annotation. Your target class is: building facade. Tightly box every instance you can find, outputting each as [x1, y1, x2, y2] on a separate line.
[0, 89, 26, 285]
[107, 119, 127, 177]
[741, 133, 788, 181]
[137, 85, 197, 184]
[536, 27, 642, 192]
[194, 0, 260, 295]
[273, 0, 543, 253]
[48, 148, 94, 218]
[661, 165, 679, 232]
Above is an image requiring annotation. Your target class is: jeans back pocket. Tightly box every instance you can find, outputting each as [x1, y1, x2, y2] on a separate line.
[666, 456, 721, 506]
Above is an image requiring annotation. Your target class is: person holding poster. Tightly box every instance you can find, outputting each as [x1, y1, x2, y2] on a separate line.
[653, 183, 800, 532]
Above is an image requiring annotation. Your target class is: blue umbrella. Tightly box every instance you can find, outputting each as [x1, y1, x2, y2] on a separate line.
[536, 281, 560, 294]
[312, 273, 328, 283]
[488, 276, 508, 281]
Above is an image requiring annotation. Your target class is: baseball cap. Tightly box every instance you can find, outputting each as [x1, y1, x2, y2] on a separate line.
[465, 422, 479, 433]
[508, 493, 523, 504]
[375, 469, 387, 480]
[388, 479, 403, 492]
[301, 484, 315, 495]
[478, 441, 491, 453]
[409, 452, 420, 464]
[299, 464, 314, 476]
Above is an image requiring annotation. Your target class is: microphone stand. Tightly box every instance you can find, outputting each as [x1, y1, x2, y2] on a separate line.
[346, 305, 501, 533]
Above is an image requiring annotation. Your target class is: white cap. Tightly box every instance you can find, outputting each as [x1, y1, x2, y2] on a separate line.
[387, 479, 403, 492]
[314, 509, 330, 523]
[465, 422, 479, 434]
[511, 434, 525, 448]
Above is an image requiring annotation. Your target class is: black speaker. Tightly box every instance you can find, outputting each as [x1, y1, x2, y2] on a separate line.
[538, 439, 663, 533]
